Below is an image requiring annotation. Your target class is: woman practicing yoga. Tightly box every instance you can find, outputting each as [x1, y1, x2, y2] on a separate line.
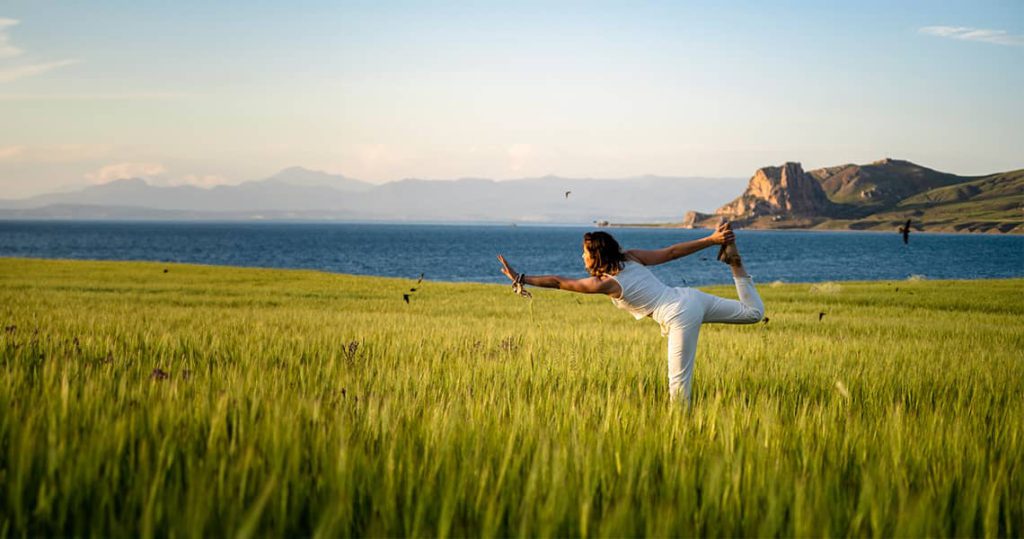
[497, 223, 764, 404]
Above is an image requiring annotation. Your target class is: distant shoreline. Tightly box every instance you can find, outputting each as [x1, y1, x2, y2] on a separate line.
[0, 216, 1020, 235]
[604, 222, 1023, 235]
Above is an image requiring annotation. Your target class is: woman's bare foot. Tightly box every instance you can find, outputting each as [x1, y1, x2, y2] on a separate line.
[717, 241, 740, 265]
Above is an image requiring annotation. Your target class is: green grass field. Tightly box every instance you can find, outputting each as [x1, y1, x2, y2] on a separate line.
[1, 258, 1022, 537]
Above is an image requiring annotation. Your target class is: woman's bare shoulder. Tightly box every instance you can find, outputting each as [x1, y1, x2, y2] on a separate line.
[623, 251, 644, 264]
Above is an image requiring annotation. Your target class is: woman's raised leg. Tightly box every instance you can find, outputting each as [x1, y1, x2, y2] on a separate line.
[698, 277, 765, 324]
[702, 240, 765, 324]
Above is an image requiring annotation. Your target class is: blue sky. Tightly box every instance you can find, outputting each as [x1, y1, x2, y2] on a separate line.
[1, 0, 1022, 197]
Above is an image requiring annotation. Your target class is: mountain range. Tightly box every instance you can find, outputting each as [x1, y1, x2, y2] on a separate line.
[0, 168, 747, 224]
[3, 159, 1020, 232]
[682, 159, 1022, 233]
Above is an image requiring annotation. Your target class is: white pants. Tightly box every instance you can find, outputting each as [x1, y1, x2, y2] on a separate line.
[660, 276, 765, 403]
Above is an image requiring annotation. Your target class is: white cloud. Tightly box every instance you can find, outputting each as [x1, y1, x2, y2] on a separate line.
[0, 143, 114, 163]
[0, 91, 189, 101]
[0, 59, 76, 83]
[167, 174, 230, 188]
[85, 162, 168, 184]
[355, 144, 389, 164]
[83, 162, 233, 188]
[0, 144, 23, 160]
[506, 143, 534, 172]
[0, 18, 22, 59]
[919, 26, 1024, 46]
[0, 18, 75, 83]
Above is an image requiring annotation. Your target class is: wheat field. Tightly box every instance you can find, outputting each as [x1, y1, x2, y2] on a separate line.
[1, 257, 1021, 537]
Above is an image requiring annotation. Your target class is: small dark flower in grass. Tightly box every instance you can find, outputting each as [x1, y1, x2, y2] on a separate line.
[403, 294, 410, 304]
[344, 341, 360, 362]
[499, 336, 520, 353]
[163, 268, 169, 273]
[763, 317, 770, 325]
[150, 368, 170, 381]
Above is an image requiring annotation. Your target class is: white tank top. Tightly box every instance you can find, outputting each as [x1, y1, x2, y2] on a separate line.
[608, 261, 679, 321]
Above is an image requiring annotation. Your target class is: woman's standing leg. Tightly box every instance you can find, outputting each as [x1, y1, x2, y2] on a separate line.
[664, 302, 705, 404]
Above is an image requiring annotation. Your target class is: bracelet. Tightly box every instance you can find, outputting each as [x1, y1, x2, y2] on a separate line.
[512, 272, 532, 299]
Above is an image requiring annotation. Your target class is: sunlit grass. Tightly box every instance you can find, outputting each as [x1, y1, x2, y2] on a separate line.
[1, 258, 1021, 537]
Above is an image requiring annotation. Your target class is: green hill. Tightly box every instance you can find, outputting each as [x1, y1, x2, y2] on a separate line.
[814, 169, 1024, 233]
[809, 158, 968, 214]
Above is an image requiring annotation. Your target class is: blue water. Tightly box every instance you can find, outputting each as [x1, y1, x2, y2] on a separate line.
[1, 221, 1022, 286]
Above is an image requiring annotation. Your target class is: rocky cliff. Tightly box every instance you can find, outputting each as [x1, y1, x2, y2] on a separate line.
[711, 162, 835, 222]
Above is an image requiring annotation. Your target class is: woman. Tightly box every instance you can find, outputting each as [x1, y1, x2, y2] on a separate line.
[497, 223, 764, 404]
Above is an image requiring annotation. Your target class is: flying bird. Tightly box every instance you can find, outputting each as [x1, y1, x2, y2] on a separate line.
[898, 219, 912, 244]
[819, 312, 826, 321]
[403, 294, 410, 304]
[564, 191, 571, 199]
[417, 273, 424, 285]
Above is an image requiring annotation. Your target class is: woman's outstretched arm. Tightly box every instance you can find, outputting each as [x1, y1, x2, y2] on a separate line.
[625, 222, 733, 266]
[521, 274, 617, 294]
[497, 255, 619, 295]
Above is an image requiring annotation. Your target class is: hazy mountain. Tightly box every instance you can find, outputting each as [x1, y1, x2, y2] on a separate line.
[683, 159, 1023, 233]
[0, 176, 353, 213]
[0, 168, 747, 223]
[259, 167, 374, 192]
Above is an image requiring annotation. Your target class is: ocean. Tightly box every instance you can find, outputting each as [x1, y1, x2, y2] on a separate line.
[1, 221, 1021, 287]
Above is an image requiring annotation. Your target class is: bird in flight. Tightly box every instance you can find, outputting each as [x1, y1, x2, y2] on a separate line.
[564, 191, 571, 199]
[898, 219, 912, 244]
[417, 273, 424, 284]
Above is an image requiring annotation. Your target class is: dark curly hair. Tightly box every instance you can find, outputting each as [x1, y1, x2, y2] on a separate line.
[583, 231, 626, 276]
